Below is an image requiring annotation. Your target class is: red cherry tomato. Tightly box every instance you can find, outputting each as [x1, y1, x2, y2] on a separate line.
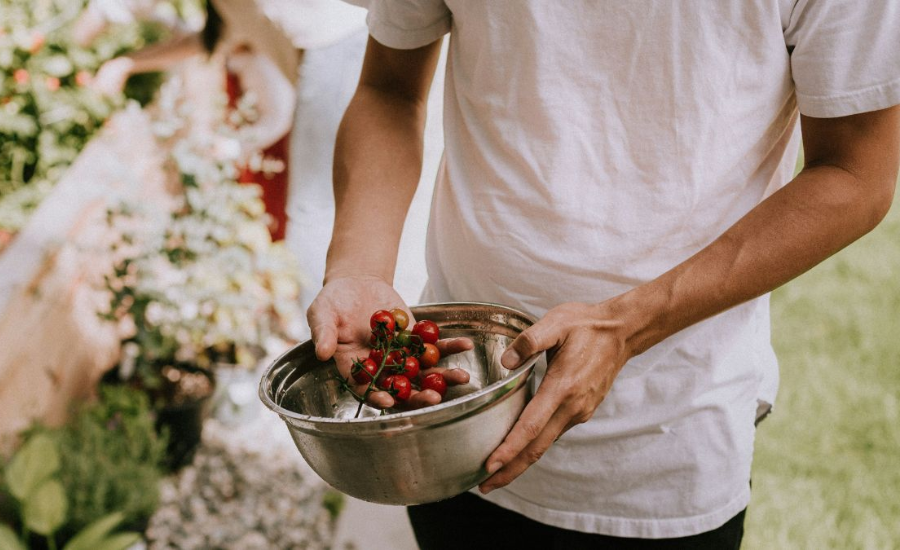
[386, 350, 404, 367]
[419, 343, 440, 368]
[382, 375, 411, 401]
[421, 372, 447, 397]
[368, 348, 385, 366]
[398, 356, 420, 380]
[411, 320, 440, 345]
[370, 310, 396, 337]
[351, 358, 378, 384]
[391, 308, 410, 331]
[376, 371, 390, 389]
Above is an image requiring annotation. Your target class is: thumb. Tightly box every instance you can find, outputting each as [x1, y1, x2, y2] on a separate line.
[501, 319, 560, 369]
[308, 302, 339, 361]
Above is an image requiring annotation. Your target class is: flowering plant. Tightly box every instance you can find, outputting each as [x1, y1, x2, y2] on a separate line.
[0, 0, 199, 234]
[102, 77, 304, 393]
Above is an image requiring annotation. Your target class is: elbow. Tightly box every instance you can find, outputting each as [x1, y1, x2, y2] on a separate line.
[823, 157, 898, 233]
[866, 150, 900, 229]
[867, 174, 896, 230]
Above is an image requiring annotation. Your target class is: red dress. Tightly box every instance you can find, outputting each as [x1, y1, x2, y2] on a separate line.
[225, 69, 290, 242]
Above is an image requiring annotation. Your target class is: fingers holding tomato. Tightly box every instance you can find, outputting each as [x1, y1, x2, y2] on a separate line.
[337, 309, 476, 413]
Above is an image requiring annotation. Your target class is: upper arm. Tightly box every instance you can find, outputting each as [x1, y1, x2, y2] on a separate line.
[357, 35, 443, 107]
[785, 0, 900, 209]
[801, 106, 900, 191]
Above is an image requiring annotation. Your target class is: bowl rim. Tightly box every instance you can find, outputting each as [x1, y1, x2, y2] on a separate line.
[258, 301, 539, 427]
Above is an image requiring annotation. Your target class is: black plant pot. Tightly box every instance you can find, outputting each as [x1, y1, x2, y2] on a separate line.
[101, 362, 215, 471]
[153, 366, 215, 471]
[156, 395, 211, 471]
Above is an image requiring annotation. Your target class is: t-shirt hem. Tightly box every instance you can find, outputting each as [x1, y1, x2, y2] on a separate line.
[367, 12, 451, 50]
[797, 76, 900, 118]
[471, 484, 751, 539]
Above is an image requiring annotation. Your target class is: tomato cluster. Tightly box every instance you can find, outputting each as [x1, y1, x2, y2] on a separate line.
[348, 309, 446, 404]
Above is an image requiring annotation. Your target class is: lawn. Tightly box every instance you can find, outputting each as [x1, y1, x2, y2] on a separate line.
[745, 173, 900, 549]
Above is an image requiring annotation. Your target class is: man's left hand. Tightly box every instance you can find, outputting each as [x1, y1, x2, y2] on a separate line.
[479, 300, 634, 494]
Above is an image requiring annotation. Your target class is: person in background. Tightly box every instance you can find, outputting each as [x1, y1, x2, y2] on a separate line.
[83, 0, 300, 241]
[307, 0, 900, 548]
[84, 0, 369, 257]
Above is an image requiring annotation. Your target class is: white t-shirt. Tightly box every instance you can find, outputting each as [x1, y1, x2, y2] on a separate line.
[367, 0, 900, 539]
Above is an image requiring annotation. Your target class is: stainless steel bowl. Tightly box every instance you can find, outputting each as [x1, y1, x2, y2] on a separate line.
[259, 302, 539, 505]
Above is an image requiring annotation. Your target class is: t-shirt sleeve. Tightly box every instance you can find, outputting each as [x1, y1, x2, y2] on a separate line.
[366, 0, 451, 50]
[784, 0, 900, 118]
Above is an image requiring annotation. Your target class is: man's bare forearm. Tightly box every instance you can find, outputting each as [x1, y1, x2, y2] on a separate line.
[614, 108, 900, 358]
[325, 38, 441, 285]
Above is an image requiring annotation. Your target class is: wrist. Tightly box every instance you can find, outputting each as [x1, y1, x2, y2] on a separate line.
[324, 233, 398, 286]
[603, 282, 671, 359]
[322, 270, 392, 287]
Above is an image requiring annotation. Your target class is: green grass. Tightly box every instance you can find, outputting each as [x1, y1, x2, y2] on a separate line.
[745, 178, 900, 549]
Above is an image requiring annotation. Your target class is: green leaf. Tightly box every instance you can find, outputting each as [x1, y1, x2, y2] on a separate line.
[89, 532, 142, 550]
[0, 525, 27, 550]
[62, 512, 124, 550]
[22, 479, 68, 536]
[5, 433, 60, 501]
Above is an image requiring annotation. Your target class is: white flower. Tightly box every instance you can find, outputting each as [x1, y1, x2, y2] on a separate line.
[211, 137, 241, 163]
[180, 301, 199, 320]
[145, 302, 165, 325]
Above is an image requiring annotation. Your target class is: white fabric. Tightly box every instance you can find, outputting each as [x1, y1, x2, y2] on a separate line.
[259, 0, 368, 50]
[368, 0, 900, 539]
[286, 30, 369, 316]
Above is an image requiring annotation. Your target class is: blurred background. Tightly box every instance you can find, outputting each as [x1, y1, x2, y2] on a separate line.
[0, 1, 897, 549]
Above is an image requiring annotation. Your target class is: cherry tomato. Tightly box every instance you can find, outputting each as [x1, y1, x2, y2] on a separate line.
[382, 375, 411, 401]
[368, 348, 385, 366]
[351, 358, 378, 384]
[391, 308, 410, 331]
[411, 320, 440, 345]
[370, 310, 396, 337]
[395, 330, 413, 347]
[421, 372, 447, 397]
[386, 350, 405, 367]
[419, 343, 440, 368]
[397, 356, 420, 380]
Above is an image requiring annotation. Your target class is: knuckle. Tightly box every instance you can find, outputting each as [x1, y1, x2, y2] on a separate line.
[554, 302, 582, 321]
[573, 409, 594, 425]
[523, 446, 546, 464]
[562, 396, 595, 425]
[517, 328, 542, 354]
[519, 420, 543, 441]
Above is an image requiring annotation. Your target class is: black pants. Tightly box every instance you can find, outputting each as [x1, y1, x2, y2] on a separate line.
[407, 492, 745, 550]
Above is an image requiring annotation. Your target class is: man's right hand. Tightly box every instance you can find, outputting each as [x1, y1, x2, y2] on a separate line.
[307, 275, 472, 410]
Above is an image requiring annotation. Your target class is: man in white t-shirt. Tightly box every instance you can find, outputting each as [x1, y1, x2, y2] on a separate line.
[308, 1, 900, 546]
